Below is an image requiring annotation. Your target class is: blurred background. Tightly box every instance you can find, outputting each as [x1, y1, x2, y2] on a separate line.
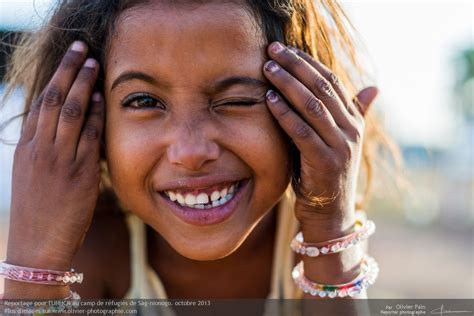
[0, 0, 472, 298]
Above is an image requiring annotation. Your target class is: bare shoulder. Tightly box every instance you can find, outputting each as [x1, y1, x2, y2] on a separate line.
[71, 189, 131, 299]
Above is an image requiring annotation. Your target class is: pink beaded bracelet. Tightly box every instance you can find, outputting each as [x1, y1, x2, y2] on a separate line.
[292, 254, 379, 298]
[0, 261, 83, 286]
[291, 211, 375, 257]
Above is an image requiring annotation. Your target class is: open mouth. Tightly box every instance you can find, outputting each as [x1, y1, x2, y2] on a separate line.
[159, 179, 246, 210]
[157, 179, 250, 226]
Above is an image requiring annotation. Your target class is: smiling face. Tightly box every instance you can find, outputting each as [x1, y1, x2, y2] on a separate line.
[104, 1, 291, 260]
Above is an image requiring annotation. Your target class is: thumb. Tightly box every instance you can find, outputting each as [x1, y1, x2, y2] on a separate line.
[354, 86, 378, 116]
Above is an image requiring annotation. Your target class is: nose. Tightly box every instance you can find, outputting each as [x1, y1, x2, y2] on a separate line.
[166, 123, 220, 171]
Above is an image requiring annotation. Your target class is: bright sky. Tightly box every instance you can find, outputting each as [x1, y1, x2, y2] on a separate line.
[343, 1, 473, 148]
[0, 1, 473, 211]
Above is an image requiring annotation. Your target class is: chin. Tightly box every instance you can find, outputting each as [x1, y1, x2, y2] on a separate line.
[167, 228, 250, 261]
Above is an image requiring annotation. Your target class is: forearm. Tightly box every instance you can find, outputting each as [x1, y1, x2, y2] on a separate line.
[297, 220, 370, 316]
[4, 280, 70, 299]
[299, 214, 369, 299]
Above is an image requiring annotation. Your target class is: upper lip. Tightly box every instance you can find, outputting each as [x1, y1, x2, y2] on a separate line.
[156, 174, 248, 192]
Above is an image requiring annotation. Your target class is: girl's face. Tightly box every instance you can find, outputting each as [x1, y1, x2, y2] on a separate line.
[104, 1, 291, 260]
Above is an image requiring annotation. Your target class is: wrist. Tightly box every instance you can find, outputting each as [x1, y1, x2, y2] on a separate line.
[6, 246, 74, 271]
[297, 207, 356, 243]
[4, 279, 71, 299]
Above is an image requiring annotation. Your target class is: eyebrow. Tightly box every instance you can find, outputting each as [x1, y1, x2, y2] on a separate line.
[111, 71, 159, 91]
[110, 71, 268, 92]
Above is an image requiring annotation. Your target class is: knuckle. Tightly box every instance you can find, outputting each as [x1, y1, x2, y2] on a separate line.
[348, 125, 363, 143]
[293, 122, 313, 140]
[328, 73, 340, 87]
[340, 141, 352, 159]
[82, 124, 99, 140]
[61, 50, 83, 69]
[27, 144, 55, 163]
[43, 85, 63, 108]
[314, 78, 334, 97]
[61, 99, 83, 122]
[30, 95, 43, 113]
[305, 97, 325, 119]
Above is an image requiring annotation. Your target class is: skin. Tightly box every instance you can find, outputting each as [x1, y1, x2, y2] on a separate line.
[4, 0, 377, 300]
[104, 2, 291, 261]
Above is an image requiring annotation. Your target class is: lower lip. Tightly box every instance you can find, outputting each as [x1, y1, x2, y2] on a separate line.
[158, 179, 250, 226]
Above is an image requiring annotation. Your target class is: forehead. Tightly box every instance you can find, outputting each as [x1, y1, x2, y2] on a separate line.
[106, 1, 266, 84]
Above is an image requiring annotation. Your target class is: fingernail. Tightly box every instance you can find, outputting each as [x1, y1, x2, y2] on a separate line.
[92, 92, 101, 102]
[270, 41, 285, 54]
[264, 61, 280, 73]
[84, 58, 97, 68]
[71, 41, 85, 52]
[266, 90, 279, 103]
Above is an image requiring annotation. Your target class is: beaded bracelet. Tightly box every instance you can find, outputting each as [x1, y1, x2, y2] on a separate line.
[292, 254, 379, 298]
[291, 211, 375, 257]
[0, 261, 83, 286]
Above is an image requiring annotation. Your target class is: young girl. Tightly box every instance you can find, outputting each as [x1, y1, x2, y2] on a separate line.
[1, 0, 384, 304]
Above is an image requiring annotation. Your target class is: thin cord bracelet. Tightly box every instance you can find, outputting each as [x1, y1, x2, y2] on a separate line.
[291, 211, 375, 257]
[292, 254, 379, 298]
[0, 261, 83, 286]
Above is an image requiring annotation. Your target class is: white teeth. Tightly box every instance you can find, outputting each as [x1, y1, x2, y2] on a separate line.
[220, 188, 228, 199]
[196, 193, 209, 204]
[184, 194, 196, 205]
[169, 191, 177, 201]
[164, 180, 242, 209]
[176, 193, 185, 204]
[210, 191, 220, 202]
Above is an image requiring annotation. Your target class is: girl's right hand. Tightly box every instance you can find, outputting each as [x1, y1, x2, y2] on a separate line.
[6, 41, 104, 274]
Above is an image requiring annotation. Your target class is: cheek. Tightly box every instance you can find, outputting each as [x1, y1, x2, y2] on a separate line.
[104, 114, 158, 209]
[219, 108, 291, 194]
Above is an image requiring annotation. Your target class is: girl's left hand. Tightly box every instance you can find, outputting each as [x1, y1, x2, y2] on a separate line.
[262, 41, 378, 231]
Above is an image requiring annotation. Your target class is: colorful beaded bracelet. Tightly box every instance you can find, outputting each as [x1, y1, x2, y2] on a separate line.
[0, 261, 83, 286]
[292, 254, 379, 298]
[291, 211, 375, 257]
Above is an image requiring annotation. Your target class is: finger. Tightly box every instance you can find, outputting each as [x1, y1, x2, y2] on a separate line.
[263, 60, 345, 147]
[267, 42, 354, 129]
[287, 45, 356, 117]
[34, 41, 88, 143]
[76, 92, 104, 162]
[55, 58, 99, 159]
[354, 86, 378, 117]
[265, 89, 331, 157]
[19, 92, 44, 144]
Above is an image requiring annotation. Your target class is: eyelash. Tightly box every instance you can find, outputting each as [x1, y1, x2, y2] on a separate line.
[121, 93, 163, 110]
[121, 93, 260, 110]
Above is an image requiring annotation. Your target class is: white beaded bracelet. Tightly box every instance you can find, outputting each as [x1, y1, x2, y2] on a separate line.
[291, 211, 375, 257]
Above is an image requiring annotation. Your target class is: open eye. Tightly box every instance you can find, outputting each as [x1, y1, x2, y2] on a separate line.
[121, 93, 164, 110]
